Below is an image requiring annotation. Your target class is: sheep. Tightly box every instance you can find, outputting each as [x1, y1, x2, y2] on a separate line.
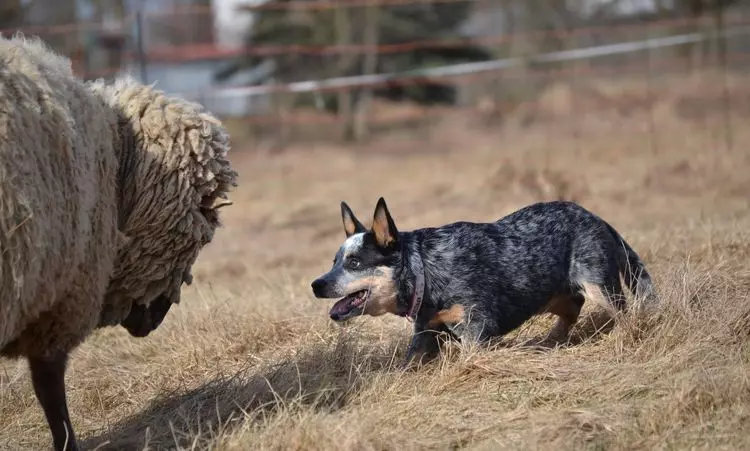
[0, 35, 238, 451]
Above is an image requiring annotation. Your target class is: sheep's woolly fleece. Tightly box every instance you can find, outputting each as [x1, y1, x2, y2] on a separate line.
[0, 34, 238, 359]
[91, 74, 238, 329]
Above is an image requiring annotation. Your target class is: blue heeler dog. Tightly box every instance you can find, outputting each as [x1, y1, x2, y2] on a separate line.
[311, 198, 656, 364]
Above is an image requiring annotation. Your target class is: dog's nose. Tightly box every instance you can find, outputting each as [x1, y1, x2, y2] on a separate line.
[311, 279, 325, 297]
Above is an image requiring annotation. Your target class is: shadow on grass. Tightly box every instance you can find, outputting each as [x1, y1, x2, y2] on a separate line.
[488, 309, 618, 352]
[81, 310, 617, 450]
[568, 310, 618, 345]
[82, 329, 404, 450]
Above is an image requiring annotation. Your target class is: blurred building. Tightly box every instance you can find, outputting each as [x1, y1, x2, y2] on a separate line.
[212, 0, 260, 50]
[116, 0, 270, 116]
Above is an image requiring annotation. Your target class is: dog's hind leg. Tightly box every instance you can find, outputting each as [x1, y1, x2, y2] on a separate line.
[542, 293, 585, 344]
[572, 248, 627, 314]
[579, 276, 626, 316]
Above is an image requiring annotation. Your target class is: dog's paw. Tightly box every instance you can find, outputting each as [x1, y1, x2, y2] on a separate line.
[517, 336, 565, 350]
[397, 359, 418, 372]
[400, 351, 440, 371]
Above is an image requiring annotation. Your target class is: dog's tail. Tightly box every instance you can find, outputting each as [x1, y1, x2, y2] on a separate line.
[603, 221, 657, 306]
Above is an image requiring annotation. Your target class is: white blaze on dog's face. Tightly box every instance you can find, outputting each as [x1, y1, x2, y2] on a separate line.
[311, 199, 401, 321]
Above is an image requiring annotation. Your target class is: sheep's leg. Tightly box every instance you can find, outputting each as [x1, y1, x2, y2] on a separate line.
[29, 352, 78, 451]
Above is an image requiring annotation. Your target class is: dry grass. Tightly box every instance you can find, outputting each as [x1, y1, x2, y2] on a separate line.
[2, 71, 750, 450]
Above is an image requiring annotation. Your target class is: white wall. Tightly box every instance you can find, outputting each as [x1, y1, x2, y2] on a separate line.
[212, 0, 265, 49]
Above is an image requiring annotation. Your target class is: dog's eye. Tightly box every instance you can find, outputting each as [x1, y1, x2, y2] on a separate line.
[348, 258, 361, 269]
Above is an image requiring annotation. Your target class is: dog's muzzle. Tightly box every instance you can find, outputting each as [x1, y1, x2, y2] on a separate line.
[311, 278, 329, 298]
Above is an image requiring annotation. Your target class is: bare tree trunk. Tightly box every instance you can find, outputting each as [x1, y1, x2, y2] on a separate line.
[91, 0, 127, 80]
[334, 0, 354, 140]
[272, 90, 292, 151]
[352, 4, 380, 141]
[691, 0, 707, 73]
[713, 3, 733, 152]
[490, 0, 515, 119]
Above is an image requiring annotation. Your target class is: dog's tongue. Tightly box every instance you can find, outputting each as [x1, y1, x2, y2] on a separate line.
[330, 296, 354, 317]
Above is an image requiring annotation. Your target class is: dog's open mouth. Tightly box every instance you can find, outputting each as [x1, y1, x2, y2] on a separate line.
[329, 289, 370, 321]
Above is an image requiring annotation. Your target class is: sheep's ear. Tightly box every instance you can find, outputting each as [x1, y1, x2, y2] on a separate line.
[371, 197, 398, 249]
[202, 195, 233, 211]
[341, 201, 367, 238]
[212, 199, 233, 210]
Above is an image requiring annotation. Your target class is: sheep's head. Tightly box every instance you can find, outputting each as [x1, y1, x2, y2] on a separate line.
[91, 76, 238, 336]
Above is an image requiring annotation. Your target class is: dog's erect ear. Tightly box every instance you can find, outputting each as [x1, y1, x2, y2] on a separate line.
[372, 197, 398, 248]
[341, 201, 367, 238]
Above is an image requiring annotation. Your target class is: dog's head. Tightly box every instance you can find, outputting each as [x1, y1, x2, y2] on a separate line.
[311, 197, 403, 321]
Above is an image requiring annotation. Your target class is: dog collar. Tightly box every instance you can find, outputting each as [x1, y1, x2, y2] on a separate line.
[405, 253, 425, 322]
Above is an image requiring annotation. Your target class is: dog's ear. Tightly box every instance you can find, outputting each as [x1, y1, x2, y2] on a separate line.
[341, 201, 367, 238]
[372, 197, 398, 249]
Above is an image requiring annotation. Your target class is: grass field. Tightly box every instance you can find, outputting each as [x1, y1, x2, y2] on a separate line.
[1, 71, 750, 450]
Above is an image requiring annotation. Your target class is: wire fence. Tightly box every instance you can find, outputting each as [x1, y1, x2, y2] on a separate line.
[1, 0, 747, 148]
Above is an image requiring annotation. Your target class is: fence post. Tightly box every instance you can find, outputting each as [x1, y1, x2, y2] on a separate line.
[334, 0, 354, 141]
[644, 17, 657, 156]
[352, 2, 380, 141]
[713, 5, 732, 153]
[135, 7, 148, 84]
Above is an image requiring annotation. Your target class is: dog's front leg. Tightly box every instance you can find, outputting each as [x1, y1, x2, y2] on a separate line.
[402, 324, 448, 369]
[438, 308, 486, 345]
[455, 320, 490, 344]
[403, 332, 438, 369]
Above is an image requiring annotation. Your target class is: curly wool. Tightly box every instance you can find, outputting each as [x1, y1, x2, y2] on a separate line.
[0, 34, 238, 358]
[90, 75, 238, 325]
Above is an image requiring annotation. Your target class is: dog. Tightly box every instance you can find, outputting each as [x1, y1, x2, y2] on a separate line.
[311, 198, 656, 364]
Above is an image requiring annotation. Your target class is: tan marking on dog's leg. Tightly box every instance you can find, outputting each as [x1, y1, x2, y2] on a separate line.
[580, 282, 617, 316]
[547, 318, 573, 342]
[536, 295, 566, 316]
[540, 295, 584, 343]
[427, 304, 465, 328]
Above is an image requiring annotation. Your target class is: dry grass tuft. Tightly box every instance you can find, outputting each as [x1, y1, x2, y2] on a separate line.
[2, 72, 750, 450]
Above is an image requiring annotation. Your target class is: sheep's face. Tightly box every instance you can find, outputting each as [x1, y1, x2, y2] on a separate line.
[110, 191, 232, 337]
[120, 294, 173, 337]
[117, 195, 231, 336]
[91, 75, 238, 337]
